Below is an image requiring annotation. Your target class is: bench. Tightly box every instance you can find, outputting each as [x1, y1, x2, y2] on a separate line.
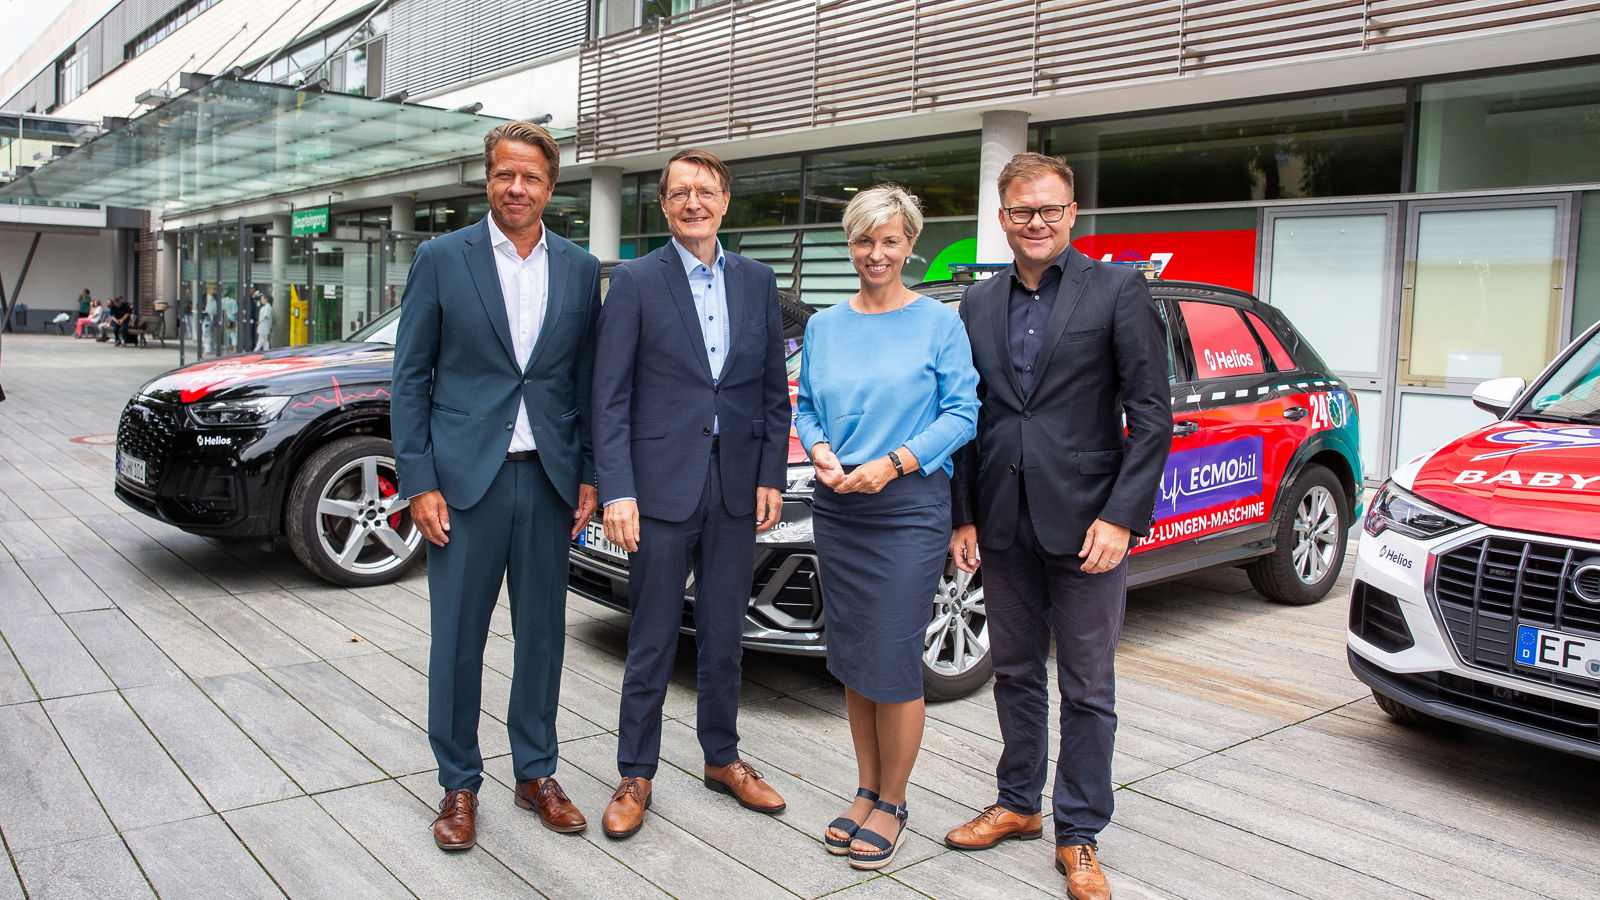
[126, 320, 166, 347]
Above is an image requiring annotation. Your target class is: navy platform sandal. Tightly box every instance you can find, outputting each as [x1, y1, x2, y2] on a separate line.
[848, 800, 908, 871]
[823, 788, 879, 855]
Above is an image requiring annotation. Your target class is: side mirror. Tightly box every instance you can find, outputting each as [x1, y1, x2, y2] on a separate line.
[1471, 376, 1527, 417]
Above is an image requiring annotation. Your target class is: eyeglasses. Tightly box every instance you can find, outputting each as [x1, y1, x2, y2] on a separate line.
[1003, 205, 1070, 225]
[663, 187, 724, 206]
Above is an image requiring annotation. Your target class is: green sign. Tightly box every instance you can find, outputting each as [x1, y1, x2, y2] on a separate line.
[291, 206, 329, 236]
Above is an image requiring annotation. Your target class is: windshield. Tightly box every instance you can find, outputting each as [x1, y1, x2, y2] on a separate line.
[1521, 324, 1600, 421]
[348, 305, 403, 344]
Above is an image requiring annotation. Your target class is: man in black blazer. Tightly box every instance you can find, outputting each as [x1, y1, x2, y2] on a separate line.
[392, 122, 600, 851]
[591, 149, 792, 839]
[944, 153, 1170, 900]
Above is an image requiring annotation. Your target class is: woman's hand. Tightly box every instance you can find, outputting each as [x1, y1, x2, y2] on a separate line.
[811, 443, 846, 489]
[836, 456, 897, 494]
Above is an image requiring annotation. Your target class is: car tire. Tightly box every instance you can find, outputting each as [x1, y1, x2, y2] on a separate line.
[1247, 463, 1348, 605]
[1372, 690, 1435, 728]
[286, 436, 423, 587]
[923, 559, 992, 702]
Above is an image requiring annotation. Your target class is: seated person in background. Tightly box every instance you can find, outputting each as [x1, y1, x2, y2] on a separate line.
[107, 297, 133, 346]
[77, 299, 104, 338]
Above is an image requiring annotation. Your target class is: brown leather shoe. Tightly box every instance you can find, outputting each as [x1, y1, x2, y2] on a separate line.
[432, 788, 478, 851]
[1056, 844, 1111, 900]
[703, 760, 785, 813]
[944, 804, 1045, 850]
[602, 776, 652, 839]
[513, 776, 587, 834]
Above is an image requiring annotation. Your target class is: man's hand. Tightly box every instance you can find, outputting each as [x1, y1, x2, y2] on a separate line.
[570, 484, 598, 541]
[603, 499, 641, 552]
[1079, 518, 1132, 574]
[755, 486, 783, 532]
[412, 490, 450, 547]
[811, 443, 846, 489]
[950, 523, 980, 574]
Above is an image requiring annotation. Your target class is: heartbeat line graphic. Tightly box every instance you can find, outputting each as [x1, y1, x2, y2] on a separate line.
[290, 376, 391, 410]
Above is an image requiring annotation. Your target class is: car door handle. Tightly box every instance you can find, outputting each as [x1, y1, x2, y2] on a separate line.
[1282, 406, 1309, 421]
[1172, 420, 1200, 437]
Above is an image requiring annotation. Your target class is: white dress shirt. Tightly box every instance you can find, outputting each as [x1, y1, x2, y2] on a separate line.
[487, 215, 550, 453]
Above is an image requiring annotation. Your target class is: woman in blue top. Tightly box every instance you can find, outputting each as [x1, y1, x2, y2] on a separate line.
[795, 185, 979, 870]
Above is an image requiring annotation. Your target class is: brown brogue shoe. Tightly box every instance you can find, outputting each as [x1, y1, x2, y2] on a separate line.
[944, 804, 1045, 850]
[432, 788, 478, 851]
[602, 776, 652, 839]
[1055, 844, 1112, 900]
[514, 776, 587, 834]
[703, 759, 786, 813]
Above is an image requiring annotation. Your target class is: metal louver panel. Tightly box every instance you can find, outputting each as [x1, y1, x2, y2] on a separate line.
[578, 0, 1600, 162]
[386, 0, 588, 98]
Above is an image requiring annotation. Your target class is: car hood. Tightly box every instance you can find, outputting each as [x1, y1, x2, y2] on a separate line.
[138, 342, 395, 404]
[1409, 420, 1600, 541]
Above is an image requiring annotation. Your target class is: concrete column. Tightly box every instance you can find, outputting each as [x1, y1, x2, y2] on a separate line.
[389, 195, 417, 309]
[160, 231, 178, 337]
[389, 195, 416, 233]
[270, 214, 291, 347]
[977, 110, 1030, 265]
[588, 166, 623, 261]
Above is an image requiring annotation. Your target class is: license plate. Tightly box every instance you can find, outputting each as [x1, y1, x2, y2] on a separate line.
[578, 521, 628, 563]
[117, 451, 147, 486]
[1516, 624, 1600, 681]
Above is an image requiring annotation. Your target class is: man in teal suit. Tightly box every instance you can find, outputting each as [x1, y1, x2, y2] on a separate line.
[392, 121, 600, 851]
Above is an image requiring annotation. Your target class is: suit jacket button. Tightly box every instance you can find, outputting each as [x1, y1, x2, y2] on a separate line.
[1008, 464, 1017, 474]
[702, 427, 712, 435]
[505, 422, 513, 430]
[1022, 411, 1032, 420]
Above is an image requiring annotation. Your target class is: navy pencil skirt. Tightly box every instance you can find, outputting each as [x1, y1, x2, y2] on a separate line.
[812, 469, 951, 703]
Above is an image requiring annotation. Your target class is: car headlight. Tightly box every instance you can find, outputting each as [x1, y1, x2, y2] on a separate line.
[1363, 481, 1471, 540]
[187, 396, 290, 427]
[784, 464, 815, 498]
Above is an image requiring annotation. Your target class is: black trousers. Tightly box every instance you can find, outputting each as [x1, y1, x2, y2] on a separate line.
[616, 450, 754, 778]
[980, 489, 1125, 846]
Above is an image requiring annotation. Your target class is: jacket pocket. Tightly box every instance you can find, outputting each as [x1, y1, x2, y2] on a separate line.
[632, 421, 667, 440]
[430, 401, 469, 416]
[1062, 327, 1105, 343]
[561, 407, 580, 420]
[1076, 449, 1124, 475]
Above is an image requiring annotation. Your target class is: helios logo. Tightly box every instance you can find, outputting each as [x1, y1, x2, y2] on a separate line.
[1378, 545, 1413, 569]
[197, 435, 232, 447]
[1203, 347, 1256, 372]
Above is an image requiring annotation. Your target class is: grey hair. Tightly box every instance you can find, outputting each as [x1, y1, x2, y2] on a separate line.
[841, 184, 924, 243]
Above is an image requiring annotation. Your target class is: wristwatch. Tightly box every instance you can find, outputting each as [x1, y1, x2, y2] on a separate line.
[887, 450, 906, 476]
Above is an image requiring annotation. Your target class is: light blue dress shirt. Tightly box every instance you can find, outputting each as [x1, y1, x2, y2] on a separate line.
[672, 238, 730, 435]
[795, 297, 979, 477]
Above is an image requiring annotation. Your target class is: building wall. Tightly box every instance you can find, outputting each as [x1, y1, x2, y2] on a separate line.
[0, 0, 118, 110]
[0, 228, 117, 324]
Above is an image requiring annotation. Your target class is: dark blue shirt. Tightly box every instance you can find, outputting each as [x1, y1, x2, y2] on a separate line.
[1008, 248, 1070, 394]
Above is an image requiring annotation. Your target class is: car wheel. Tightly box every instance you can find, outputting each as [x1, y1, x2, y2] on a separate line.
[1372, 690, 1434, 728]
[923, 559, 992, 702]
[1247, 463, 1348, 605]
[286, 436, 423, 587]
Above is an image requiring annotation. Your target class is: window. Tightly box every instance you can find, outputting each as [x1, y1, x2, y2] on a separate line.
[126, 0, 224, 59]
[1043, 89, 1405, 208]
[1416, 63, 1600, 192]
[1243, 311, 1295, 372]
[805, 137, 980, 224]
[1179, 302, 1265, 379]
[257, 11, 389, 97]
[56, 49, 86, 106]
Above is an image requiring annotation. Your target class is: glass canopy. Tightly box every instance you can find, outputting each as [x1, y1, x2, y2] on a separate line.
[0, 78, 553, 213]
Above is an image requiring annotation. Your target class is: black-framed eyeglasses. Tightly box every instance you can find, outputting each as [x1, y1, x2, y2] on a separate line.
[1003, 205, 1070, 225]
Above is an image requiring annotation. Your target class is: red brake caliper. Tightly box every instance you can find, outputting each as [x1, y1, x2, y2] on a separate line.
[379, 475, 401, 529]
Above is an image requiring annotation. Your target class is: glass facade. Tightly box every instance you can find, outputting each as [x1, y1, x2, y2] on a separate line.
[1415, 64, 1600, 193]
[1043, 90, 1406, 208]
[805, 137, 980, 223]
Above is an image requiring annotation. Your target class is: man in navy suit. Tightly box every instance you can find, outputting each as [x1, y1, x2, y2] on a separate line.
[944, 153, 1171, 900]
[591, 148, 791, 839]
[392, 121, 600, 851]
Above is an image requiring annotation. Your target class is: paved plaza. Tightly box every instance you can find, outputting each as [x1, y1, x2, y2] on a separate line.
[0, 332, 1596, 899]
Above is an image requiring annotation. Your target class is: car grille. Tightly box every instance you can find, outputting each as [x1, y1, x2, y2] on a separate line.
[116, 396, 180, 492]
[1433, 535, 1600, 698]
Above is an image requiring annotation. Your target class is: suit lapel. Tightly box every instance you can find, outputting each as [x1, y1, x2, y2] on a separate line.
[661, 246, 714, 382]
[1027, 248, 1092, 395]
[989, 272, 1027, 401]
[523, 236, 569, 374]
[722, 253, 745, 370]
[463, 222, 517, 367]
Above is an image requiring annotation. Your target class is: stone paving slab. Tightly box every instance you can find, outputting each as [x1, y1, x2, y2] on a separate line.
[3, 332, 1600, 900]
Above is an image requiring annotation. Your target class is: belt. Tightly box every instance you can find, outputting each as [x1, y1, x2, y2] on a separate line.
[505, 450, 539, 462]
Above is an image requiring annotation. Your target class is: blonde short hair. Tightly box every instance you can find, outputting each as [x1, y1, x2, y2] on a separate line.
[841, 184, 923, 243]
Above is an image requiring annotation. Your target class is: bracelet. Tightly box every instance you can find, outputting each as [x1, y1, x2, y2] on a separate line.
[887, 450, 905, 476]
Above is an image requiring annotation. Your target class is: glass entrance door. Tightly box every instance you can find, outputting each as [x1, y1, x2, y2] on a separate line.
[1260, 204, 1398, 480]
[1392, 198, 1569, 468]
